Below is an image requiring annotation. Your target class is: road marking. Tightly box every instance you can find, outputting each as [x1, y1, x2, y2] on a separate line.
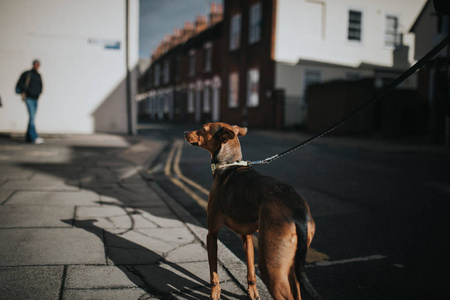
[172, 140, 209, 197]
[164, 139, 330, 264]
[313, 254, 387, 267]
[164, 140, 208, 210]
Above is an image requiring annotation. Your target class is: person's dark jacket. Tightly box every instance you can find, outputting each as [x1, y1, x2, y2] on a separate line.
[16, 69, 43, 100]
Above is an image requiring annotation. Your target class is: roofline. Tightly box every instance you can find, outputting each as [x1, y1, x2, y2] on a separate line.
[410, 0, 431, 33]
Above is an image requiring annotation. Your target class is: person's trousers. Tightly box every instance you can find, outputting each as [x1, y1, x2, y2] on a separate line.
[25, 98, 39, 142]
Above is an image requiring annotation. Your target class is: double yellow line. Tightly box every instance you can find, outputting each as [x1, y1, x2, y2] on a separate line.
[164, 139, 209, 210]
[163, 139, 329, 263]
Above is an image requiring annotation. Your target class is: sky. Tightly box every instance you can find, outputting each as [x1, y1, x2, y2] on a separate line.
[139, 0, 223, 59]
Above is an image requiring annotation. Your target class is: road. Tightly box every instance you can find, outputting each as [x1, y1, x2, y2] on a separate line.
[140, 124, 450, 300]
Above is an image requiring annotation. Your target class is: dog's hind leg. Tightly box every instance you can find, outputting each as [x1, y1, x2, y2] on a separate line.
[258, 222, 299, 300]
[241, 234, 260, 300]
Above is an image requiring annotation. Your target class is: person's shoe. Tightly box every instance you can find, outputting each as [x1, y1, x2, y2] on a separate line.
[34, 137, 44, 144]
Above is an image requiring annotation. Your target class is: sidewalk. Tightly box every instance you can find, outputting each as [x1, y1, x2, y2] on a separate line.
[0, 134, 263, 299]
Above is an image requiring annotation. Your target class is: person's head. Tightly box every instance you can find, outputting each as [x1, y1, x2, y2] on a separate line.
[32, 60, 40, 70]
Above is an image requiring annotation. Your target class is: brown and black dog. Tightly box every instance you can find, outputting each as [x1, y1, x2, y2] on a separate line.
[184, 122, 322, 300]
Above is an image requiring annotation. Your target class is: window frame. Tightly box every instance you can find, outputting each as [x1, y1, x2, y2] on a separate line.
[228, 72, 239, 108]
[347, 9, 363, 43]
[154, 64, 160, 86]
[249, 3, 262, 45]
[247, 68, 259, 107]
[230, 13, 242, 51]
[384, 14, 400, 47]
[189, 50, 196, 77]
[204, 42, 212, 72]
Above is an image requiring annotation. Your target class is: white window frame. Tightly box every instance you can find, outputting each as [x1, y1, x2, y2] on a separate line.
[230, 13, 242, 51]
[247, 68, 259, 107]
[347, 9, 363, 43]
[384, 14, 400, 47]
[204, 42, 212, 72]
[228, 72, 239, 108]
[249, 3, 262, 44]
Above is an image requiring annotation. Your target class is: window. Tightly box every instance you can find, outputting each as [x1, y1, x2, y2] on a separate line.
[228, 72, 239, 108]
[247, 68, 259, 107]
[249, 3, 262, 44]
[189, 50, 196, 77]
[203, 85, 211, 112]
[175, 56, 181, 80]
[346, 72, 362, 81]
[154, 64, 160, 86]
[204, 43, 212, 72]
[385, 15, 399, 47]
[348, 10, 362, 42]
[188, 87, 194, 113]
[303, 69, 322, 99]
[230, 14, 242, 50]
[163, 60, 170, 84]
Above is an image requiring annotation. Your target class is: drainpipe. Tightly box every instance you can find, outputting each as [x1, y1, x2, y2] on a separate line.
[125, 0, 136, 135]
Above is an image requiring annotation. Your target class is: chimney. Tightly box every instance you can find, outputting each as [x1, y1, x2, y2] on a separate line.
[182, 21, 195, 41]
[171, 28, 182, 46]
[210, 3, 223, 25]
[195, 15, 208, 34]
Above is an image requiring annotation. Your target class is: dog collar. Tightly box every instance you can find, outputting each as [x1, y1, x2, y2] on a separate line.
[211, 161, 250, 173]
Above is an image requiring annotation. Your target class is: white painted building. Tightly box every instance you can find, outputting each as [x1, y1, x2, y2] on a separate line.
[273, 0, 427, 127]
[0, 0, 139, 135]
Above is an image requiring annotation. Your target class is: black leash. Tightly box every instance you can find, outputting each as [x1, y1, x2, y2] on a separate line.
[249, 34, 450, 166]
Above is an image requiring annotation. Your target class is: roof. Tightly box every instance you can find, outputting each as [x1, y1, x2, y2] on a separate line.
[410, 0, 432, 33]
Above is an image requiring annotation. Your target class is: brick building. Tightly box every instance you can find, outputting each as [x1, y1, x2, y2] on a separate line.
[138, 0, 425, 130]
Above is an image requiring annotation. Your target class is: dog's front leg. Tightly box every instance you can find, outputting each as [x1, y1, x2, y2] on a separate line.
[241, 234, 260, 300]
[207, 231, 221, 300]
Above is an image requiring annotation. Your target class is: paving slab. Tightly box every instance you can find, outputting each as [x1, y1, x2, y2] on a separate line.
[0, 266, 63, 300]
[175, 281, 249, 300]
[0, 228, 105, 266]
[65, 265, 145, 289]
[100, 188, 168, 207]
[5, 190, 101, 206]
[106, 227, 196, 255]
[134, 261, 233, 296]
[75, 206, 181, 229]
[63, 288, 154, 300]
[0, 189, 14, 204]
[165, 242, 209, 263]
[0, 165, 34, 180]
[0, 180, 79, 191]
[0, 204, 74, 228]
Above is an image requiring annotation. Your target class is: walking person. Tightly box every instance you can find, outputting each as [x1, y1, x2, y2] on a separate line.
[16, 60, 44, 144]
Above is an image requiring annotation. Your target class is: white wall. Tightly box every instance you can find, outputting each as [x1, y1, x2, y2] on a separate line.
[0, 0, 139, 134]
[274, 0, 426, 67]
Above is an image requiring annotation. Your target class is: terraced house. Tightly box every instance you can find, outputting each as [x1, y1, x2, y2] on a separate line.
[138, 0, 426, 130]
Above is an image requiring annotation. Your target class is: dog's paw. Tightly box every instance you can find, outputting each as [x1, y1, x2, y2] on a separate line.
[210, 286, 221, 300]
[248, 286, 259, 300]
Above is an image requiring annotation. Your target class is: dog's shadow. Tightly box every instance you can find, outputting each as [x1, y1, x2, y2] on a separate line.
[62, 218, 246, 300]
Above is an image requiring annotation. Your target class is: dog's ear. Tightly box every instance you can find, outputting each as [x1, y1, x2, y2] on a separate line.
[216, 126, 235, 141]
[232, 125, 247, 137]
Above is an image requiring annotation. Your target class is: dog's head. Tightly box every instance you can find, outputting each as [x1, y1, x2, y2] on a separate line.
[184, 122, 247, 159]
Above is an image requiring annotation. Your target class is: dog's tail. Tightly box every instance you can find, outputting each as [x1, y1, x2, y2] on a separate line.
[294, 215, 324, 300]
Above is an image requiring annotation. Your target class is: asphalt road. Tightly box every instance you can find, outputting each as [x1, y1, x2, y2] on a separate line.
[140, 124, 450, 300]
